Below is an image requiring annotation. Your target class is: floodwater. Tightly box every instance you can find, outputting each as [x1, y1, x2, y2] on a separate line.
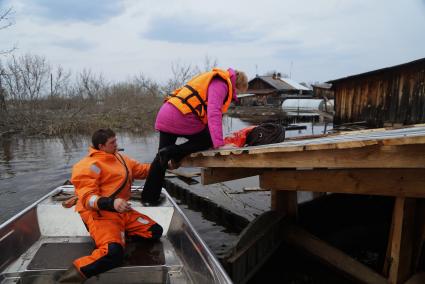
[0, 115, 332, 280]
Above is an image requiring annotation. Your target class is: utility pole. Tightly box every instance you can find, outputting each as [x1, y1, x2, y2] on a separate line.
[289, 61, 293, 79]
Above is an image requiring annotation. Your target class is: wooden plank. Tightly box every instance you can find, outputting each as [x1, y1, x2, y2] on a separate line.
[188, 126, 425, 157]
[413, 200, 425, 270]
[259, 169, 425, 198]
[243, 187, 269, 192]
[386, 198, 416, 284]
[182, 144, 425, 169]
[383, 205, 395, 277]
[167, 169, 200, 178]
[388, 198, 407, 284]
[201, 168, 264, 185]
[282, 224, 388, 284]
[397, 198, 416, 283]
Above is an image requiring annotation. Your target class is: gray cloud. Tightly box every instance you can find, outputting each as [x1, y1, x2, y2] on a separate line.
[144, 16, 257, 44]
[21, 0, 123, 23]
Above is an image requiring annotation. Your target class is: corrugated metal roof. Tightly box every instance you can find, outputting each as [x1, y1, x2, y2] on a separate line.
[257, 76, 293, 90]
[254, 76, 310, 91]
[281, 78, 311, 91]
[312, 83, 332, 89]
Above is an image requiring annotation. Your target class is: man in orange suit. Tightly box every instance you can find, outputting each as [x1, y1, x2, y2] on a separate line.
[59, 128, 163, 283]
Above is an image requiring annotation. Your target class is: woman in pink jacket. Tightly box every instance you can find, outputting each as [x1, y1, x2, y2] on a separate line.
[142, 68, 248, 205]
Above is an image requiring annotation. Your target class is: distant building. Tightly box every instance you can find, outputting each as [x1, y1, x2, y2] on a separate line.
[327, 58, 425, 127]
[242, 73, 312, 106]
[312, 83, 334, 99]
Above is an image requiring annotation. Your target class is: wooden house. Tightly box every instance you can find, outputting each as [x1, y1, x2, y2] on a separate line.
[328, 58, 425, 127]
[312, 83, 334, 99]
[243, 73, 312, 106]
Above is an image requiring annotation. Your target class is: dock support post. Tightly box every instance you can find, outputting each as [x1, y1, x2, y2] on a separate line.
[271, 190, 298, 219]
[260, 173, 298, 219]
[385, 197, 416, 284]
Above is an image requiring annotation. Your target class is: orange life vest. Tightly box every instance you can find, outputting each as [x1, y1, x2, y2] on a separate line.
[165, 68, 233, 124]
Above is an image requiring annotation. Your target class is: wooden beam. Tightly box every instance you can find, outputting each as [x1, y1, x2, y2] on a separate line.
[182, 144, 425, 169]
[387, 197, 416, 284]
[259, 169, 425, 198]
[413, 200, 425, 270]
[201, 168, 264, 185]
[282, 224, 388, 284]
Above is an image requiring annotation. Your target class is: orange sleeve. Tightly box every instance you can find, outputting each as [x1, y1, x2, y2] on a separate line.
[126, 156, 151, 179]
[71, 161, 101, 210]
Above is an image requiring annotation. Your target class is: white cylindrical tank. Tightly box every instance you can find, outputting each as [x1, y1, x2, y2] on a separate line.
[282, 99, 325, 112]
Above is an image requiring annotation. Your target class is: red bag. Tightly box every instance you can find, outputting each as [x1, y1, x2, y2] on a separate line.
[224, 126, 256, 147]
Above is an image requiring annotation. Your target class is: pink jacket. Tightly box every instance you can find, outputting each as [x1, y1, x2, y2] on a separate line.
[155, 68, 237, 148]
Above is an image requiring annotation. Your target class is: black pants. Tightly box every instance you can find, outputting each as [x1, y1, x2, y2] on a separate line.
[141, 128, 213, 203]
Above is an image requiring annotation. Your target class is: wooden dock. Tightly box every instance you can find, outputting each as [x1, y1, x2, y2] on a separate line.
[182, 124, 425, 284]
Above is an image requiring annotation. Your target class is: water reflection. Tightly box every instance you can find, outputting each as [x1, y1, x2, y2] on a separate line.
[0, 138, 14, 179]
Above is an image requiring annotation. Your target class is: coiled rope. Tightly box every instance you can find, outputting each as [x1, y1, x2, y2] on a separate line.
[245, 123, 286, 146]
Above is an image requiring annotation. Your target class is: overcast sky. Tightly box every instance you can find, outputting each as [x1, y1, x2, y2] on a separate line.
[1, 0, 424, 84]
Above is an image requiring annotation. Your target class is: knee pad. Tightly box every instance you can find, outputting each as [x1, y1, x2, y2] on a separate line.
[107, 242, 124, 266]
[149, 224, 163, 240]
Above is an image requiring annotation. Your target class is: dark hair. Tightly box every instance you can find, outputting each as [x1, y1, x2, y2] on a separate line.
[92, 128, 116, 149]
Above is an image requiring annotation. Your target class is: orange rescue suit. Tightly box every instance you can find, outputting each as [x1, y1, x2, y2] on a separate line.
[70, 147, 162, 279]
[165, 68, 234, 124]
[72, 147, 150, 212]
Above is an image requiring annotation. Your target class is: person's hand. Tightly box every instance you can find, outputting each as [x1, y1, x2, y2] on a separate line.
[114, 198, 131, 213]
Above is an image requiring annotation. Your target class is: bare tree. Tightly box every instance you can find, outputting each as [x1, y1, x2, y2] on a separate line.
[3, 54, 50, 103]
[201, 55, 218, 72]
[76, 69, 107, 100]
[133, 74, 160, 97]
[162, 61, 198, 94]
[50, 65, 71, 97]
[0, 7, 17, 55]
[0, 69, 6, 112]
[0, 7, 15, 112]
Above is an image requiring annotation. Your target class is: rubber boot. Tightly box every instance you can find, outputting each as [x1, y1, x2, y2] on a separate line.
[57, 265, 86, 283]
